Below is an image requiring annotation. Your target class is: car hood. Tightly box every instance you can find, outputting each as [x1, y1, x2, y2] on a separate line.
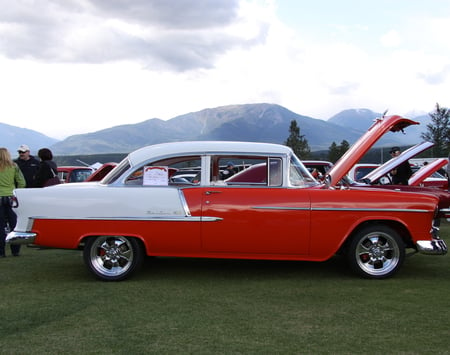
[409, 158, 448, 186]
[326, 115, 419, 186]
[360, 141, 434, 184]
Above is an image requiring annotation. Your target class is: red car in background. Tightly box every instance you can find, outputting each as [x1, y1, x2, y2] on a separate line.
[85, 162, 117, 182]
[57, 166, 94, 183]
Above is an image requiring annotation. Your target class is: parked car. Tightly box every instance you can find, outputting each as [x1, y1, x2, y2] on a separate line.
[361, 142, 449, 191]
[302, 160, 333, 181]
[7, 115, 448, 281]
[348, 163, 380, 182]
[57, 166, 94, 183]
[410, 164, 448, 190]
[85, 162, 117, 182]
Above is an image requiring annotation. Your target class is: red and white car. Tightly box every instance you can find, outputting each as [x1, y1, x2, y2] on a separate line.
[7, 115, 448, 281]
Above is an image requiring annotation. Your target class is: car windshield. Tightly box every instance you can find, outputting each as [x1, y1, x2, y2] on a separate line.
[289, 155, 318, 187]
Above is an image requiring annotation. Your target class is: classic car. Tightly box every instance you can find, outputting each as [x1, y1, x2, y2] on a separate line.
[305, 142, 448, 190]
[359, 141, 449, 190]
[410, 163, 448, 190]
[85, 162, 117, 182]
[349, 163, 380, 182]
[57, 166, 94, 183]
[7, 115, 448, 281]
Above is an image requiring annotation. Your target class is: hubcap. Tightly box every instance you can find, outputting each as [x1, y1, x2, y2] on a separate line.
[356, 232, 399, 276]
[90, 236, 133, 277]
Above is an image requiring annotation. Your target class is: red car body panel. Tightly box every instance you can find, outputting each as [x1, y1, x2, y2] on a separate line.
[29, 185, 436, 263]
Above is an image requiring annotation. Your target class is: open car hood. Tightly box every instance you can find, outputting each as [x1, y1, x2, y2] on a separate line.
[361, 141, 434, 184]
[409, 158, 448, 186]
[326, 115, 419, 186]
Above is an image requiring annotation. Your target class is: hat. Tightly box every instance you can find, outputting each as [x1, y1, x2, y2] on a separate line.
[17, 144, 30, 152]
[389, 146, 400, 154]
[227, 161, 235, 167]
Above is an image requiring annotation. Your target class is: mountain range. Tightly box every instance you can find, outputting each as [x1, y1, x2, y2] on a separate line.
[1, 104, 430, 155]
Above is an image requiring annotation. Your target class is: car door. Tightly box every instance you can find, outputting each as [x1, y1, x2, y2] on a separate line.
[199, 158, 311, 255]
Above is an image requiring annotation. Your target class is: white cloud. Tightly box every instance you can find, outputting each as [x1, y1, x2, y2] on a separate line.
[380, 30, 402, 48]
[0, 0, 450, 140]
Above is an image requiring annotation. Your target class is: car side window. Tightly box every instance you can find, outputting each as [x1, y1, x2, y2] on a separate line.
[268, 158, 282, 186]
[214, 156, 282, 187]
[124, 156, 201, 186]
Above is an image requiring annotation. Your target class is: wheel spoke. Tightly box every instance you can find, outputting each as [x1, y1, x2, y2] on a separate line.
[351, 229, 404, 278]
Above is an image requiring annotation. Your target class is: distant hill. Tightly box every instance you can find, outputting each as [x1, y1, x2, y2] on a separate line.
[0, 123, 59, 155]
[328, 109, 430, 146]
[1, 104, 431, 156]
[328, 108, 381, 131]
[50, 104, 367, 154]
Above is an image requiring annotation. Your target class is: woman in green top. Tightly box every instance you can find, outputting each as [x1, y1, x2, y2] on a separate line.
[0, 148, 26, 257]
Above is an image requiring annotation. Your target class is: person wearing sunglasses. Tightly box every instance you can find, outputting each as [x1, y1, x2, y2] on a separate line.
[14, 144, 40, 188]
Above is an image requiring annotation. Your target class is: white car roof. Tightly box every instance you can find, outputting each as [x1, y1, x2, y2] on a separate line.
[127, 141, 293, 166]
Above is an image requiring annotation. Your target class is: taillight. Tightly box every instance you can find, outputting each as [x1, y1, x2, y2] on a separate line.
[11, 195, 18, 208]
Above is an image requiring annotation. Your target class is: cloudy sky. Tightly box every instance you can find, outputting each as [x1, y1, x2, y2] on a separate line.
[1, 0, 449, 139]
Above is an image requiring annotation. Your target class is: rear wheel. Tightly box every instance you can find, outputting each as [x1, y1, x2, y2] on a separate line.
[83, 236, 144, 281]
[347, 225, 405, 279]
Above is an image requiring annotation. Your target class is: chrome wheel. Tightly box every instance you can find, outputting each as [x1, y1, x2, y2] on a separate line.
[84, 236, 144, 281]
[348, 225, 405, 279]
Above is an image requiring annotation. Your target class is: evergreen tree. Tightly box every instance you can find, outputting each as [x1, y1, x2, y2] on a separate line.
[421, 103, 450, 157]
[328, 140, 350, 163]
[339, 140, 350, 157]
[285, 120, 311, 158]
[328, 141, 340, 163]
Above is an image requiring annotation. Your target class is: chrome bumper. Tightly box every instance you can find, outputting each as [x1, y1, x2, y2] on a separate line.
[6, 231, 36, 245]
[416, 239, 448, 255]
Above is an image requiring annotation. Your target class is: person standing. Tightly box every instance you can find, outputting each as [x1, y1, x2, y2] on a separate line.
[389, 146, 413, 185]
[14, 144, 40, 188]
[0, 148, 26, 257]
[220, 162, 236, 179]
[33, 148, 59, 187]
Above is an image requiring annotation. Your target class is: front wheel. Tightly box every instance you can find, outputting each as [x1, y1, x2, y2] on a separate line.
[347, 225, 405, 279]
[83, 236, 144, 281]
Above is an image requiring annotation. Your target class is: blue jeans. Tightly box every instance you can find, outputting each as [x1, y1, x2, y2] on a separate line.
[0, 197, 20, 256]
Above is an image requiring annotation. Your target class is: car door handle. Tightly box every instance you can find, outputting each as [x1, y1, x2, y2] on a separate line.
[205, 191, 222, 195]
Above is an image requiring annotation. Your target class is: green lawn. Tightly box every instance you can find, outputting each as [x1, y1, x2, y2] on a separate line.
[1, 224, 450, 354]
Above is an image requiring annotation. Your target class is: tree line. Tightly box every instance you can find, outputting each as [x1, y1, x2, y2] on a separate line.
[285, 103, 450, 162]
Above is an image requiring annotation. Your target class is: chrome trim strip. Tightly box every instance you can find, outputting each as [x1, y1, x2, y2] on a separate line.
[252, 207, 430, 213]
[312, 208, 430, 213]
[24, 216, 222, 222]
[6, 232, 36, 245]
[417, 239, 448, 255]
[252, 206, 309, 211]
[178, 189, 192, 217]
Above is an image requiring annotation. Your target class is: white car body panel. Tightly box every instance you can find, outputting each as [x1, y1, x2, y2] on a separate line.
[13, 183, 188, 231]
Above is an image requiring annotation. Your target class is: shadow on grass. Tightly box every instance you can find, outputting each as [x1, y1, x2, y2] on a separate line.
[12, 242, 449, 283]
[138, 254, 352, 282]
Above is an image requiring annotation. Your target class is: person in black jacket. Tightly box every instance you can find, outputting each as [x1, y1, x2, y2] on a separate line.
[14, 144, 40, 187]
[34, 148, 59, 187]
[389, 146, 413, 185]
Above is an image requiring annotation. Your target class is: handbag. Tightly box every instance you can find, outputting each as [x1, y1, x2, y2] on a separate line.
[44, 164, 61, 187]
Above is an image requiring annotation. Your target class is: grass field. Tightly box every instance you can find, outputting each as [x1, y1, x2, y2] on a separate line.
[1, 224, 450, 354]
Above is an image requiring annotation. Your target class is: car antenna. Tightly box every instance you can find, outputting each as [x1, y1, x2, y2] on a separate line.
[76, 159, 91, 167]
